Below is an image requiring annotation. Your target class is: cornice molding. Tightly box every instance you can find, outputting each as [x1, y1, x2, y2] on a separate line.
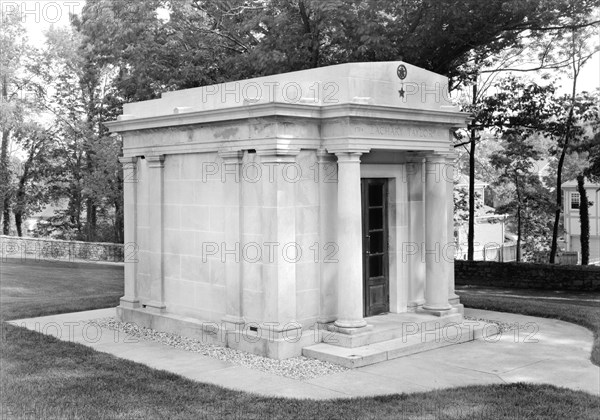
[105, 102, 471, 133]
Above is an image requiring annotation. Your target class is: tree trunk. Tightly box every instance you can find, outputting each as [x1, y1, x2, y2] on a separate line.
[14, 210, 23, 237]
[515, 173, 522, 263]
[2, 202, 10, 235]
[1, 75, 9, 229]
[114, 198, 123, 243]
[577, 175, 590, 265]
[0, 130, 10, 224]
[516, 205, 522, 263]
[86, 197, 97, 241]
[298, 0, 320, 68]
[13, 160, 31, 238]
[467, 84, 477, 261]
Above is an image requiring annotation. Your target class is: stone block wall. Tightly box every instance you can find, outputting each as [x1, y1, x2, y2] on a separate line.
[455, 260, 600, 291]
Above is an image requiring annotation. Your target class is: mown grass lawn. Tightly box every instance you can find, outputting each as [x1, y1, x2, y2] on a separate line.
[457, 286, 600, 367]
[0, 258, 123, 322]
[1, 259, 599, 419]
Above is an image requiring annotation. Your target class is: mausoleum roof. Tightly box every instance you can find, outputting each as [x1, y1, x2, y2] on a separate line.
[113, 61, 459, 122]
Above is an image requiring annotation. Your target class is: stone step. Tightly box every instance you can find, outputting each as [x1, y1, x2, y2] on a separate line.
[319, 311, 464, 348]
[303, 320, 499, 368]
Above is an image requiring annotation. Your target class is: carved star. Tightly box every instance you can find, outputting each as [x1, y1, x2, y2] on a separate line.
[398, 87, 405, 98]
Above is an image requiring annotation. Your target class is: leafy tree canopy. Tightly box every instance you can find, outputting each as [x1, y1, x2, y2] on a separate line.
[75, 0, 600, 106]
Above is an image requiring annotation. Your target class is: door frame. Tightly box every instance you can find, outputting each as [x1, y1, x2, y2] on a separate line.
[361, 178, 390, 317]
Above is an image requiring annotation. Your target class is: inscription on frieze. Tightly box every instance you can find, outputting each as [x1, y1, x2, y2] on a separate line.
[353, 124, 437, 139]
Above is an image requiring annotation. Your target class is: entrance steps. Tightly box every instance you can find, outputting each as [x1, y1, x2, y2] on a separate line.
[303, 312, 499, 368]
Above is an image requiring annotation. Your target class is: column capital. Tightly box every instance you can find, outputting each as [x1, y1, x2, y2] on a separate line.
[316, 148, 336, 163]
[147, 154, 165, 168]
[328, 147, 370, 157]
[118, 156, 138, 165]
[443, 152, 459, 164]
[256, 147, 300, 164]
[333, 150, 367, 163]
[424, 153, 448, 164]
[405, 151, 426, 163]
[218, 150, 243, 164]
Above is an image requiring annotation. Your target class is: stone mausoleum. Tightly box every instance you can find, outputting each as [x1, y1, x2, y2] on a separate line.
[107, 62, 482, 365]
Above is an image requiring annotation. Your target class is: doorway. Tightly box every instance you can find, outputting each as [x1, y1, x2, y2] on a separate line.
[361, 178, 390, 317]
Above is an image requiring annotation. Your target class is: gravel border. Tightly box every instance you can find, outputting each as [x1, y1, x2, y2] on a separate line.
[464, 316, 522, 333]
[88, 317, 347, 380]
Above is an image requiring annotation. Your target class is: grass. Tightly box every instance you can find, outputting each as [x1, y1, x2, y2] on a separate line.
[1, 259, 599, 419]
[0, 258, 123, 321]
[456, 286, 600, 367]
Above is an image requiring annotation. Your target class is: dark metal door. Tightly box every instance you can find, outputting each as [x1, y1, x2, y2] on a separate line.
[361, 178, 389, 317]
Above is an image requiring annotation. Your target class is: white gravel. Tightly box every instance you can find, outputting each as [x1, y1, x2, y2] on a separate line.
[464, 316, 521, 333]
[88, 317, 347, 380]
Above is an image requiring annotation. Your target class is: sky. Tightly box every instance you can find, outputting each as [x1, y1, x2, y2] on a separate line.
[5, 0, 600, 94]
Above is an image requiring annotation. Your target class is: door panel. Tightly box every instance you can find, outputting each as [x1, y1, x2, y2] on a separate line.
[361, 179, 390, 317]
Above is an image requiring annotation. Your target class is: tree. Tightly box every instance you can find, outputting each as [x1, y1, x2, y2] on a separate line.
[10, 123, 56, 237]
[203, 0, 600, 85]
[570, 98, 600, 265]
[490, 133, 545, 262]
[465, 76, 557, 258]
[576, 174, 590, 265]
[453, 184, 483, 257]
[0, 14, 57, 236]
[72, 0, 600, 249]
[0, 15, 34, 233]
[548, 24, 600, 263]
[8, 0, 592, 243]
[74, 0, 600, 98]
[449, 2, 599, 260]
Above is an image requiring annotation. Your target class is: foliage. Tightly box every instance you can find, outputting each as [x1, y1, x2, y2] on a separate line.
[75, 0, 600, 100]
[482, 77, 557, 261]
[3, 1, 600, 243]
[0, 15, 56, 236]
[478, 75, 599, 262]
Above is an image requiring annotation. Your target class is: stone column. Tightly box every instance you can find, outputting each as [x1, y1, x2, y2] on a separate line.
[423, 154, 452, 313]
[219, 150, 244, 326]
[119, 156, 140, 309]
[406, 154, 426, 309]
[317, 148, 337, 324]
[444, 153, 461, 305]
[257, 149, 300, 333]
[334, 151, 367, 329]
[146, 154, 166, 313]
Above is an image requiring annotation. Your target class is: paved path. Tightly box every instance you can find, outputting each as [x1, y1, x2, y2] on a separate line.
[9, 308, 599, 399]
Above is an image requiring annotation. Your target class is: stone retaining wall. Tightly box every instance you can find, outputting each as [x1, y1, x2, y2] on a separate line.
[0, 235, 125, 263]
[455, 260, 600, 291]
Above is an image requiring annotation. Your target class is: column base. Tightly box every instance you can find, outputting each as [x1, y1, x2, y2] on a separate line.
[334, 318, 368, 330]
[330, 323, 373, 335]
[119, 297, 140, 309]
[448, 293, 461, 305]
[222, 315, 245, 324]
[142, 301, 166, 314]
[418, 306, 458, 317]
